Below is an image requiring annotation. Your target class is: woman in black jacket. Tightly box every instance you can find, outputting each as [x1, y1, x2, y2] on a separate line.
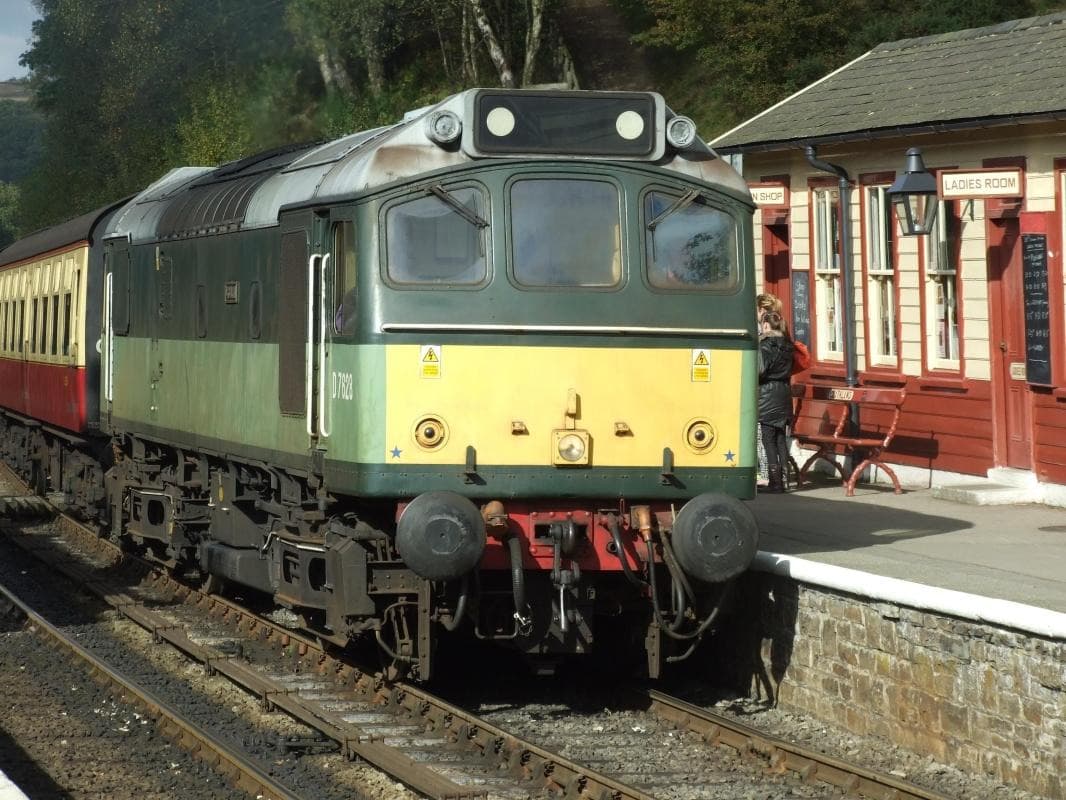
[758, 311, 794, 493]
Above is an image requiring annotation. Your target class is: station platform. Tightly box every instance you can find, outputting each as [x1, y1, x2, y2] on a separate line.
[748, 480, 1066, 621]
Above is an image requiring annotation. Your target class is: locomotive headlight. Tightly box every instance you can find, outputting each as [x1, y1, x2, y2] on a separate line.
[684, 419, 717, 453]
[414, 416, 448, 449]
[553, 430, 590, 465]
[666, 115, 697, 149]
[425, 110, 462, 145]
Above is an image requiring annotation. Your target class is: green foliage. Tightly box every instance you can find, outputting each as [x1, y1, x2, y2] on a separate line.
[0, 182, 19, 249]
[15, 0, 1064, 237]
[633, 0, 1065, 135]
[0, 100, 43, 183]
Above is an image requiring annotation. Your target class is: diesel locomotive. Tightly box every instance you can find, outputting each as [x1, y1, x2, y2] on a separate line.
[0, 89, 760, 679]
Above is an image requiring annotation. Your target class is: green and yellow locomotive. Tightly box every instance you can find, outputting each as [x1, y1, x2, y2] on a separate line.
[2, 89, 760, 679]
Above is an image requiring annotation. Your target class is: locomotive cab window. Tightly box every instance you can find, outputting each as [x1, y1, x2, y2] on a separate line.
[385, 186, 487, 286]
[332, 221, 357, 334]
[510, 178, 621, 287]
[644, 190, 739, 291]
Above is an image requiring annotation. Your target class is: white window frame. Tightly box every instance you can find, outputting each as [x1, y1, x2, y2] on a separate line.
[924, 199, 960, 370]
[865, 185, 897, 364]
[812, 186, 843, 358]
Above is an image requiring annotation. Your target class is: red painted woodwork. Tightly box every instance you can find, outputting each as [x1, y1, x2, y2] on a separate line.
[762, 221, 791, 319]
[0, 356, 88, 433]
[987, 217, 1032, 469]
[792, 374, 996, 477]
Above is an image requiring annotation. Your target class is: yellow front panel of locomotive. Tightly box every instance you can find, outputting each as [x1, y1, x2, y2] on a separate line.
[383, 345, 747, 468]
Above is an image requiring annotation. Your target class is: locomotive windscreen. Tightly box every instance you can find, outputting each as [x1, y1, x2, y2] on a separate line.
[471, 90, 661, 158]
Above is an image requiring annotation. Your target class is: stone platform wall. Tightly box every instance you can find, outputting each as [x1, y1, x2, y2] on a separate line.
[719, 573, 1066, 798]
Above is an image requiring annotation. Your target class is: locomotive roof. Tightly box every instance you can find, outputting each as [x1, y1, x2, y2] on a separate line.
[103, 89, 749, 244]
[0, 199, 127, 268]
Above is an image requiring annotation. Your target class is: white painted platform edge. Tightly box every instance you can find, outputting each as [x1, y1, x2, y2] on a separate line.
[0, 770, 29, 800]
[753, 551, 1066, 641]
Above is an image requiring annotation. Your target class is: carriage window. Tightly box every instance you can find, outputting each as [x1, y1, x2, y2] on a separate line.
[644, 190, 739, 290]
[18, 300, 24, 353]
[31, 298, 38, 354]
[511, 179, 620, 287]
[51, 294, 59, 355]
[63, 293, 72, 356]
[386, 187, 487, 285]
[332, 221, 357, 334]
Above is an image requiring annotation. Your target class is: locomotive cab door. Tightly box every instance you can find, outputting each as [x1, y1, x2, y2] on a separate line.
[102, 238, 132, 430]
[277, 210, 332, 455]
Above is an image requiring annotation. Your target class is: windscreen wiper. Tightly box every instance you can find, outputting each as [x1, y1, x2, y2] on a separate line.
[428, 184, 489, 228]
[647, 189, 700, 231]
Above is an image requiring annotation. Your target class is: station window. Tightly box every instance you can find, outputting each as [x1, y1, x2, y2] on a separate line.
[332, 221, 357, 334]
[644, 190, 738, 290]
[924, 200, 961, 370]
[864, 184, 897, 363]
[385, 186, 487, 286]
[511, 179, 621, 288]
[812, 186, 843, 357]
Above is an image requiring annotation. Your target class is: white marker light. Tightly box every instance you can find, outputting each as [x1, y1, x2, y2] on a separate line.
[485, 107, 516, 137]
[615, 110, 645, 141]
[557, 433, 586, 463]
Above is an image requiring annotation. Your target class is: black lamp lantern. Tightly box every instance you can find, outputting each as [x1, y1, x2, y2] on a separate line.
[887, 148, 938, 235]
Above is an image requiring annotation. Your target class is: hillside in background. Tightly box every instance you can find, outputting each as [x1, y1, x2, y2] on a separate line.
[3, 0, 1065, 239]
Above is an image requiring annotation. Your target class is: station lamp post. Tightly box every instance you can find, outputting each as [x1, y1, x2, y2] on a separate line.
[887, 148, 938, 235]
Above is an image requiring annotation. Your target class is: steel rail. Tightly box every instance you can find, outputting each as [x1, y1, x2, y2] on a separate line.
[644, 689, 955, 800]
[0, 578, 303, 800]
[1, 464, 956, 800]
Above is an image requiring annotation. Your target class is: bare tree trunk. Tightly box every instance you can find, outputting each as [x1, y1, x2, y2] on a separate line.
[313, 35, 356, 97]
[521, 0, 546, 86]
[429, 2, 454, 83]
[466, 0, 514, 88]
[551, 22, 579, 89]
[462, 3, 481, 85]
[361, 22, 385, 96]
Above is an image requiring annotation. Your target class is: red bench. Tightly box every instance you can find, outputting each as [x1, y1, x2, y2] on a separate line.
[791, 383, 907, 496]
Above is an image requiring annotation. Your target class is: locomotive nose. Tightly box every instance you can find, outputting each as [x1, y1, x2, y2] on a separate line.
[396, 491, 487, 581]
[670, 493, 759, 584]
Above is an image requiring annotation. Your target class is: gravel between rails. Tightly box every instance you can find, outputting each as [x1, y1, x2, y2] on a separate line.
[0, 530, 417, 800]
[433, 666, 1044, 800]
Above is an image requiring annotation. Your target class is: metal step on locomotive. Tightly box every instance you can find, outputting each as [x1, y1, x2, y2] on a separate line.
[0, 88, 760, 680]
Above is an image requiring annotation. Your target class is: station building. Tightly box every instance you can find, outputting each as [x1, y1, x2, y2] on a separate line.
[711, 13, 1066, 502]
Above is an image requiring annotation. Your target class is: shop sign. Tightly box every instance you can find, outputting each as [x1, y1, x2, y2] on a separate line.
[749, 183, 788, 207]
[939, 168, 1023, 199]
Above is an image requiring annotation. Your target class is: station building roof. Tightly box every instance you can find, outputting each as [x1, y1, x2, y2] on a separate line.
[711, 12, 1066, 153]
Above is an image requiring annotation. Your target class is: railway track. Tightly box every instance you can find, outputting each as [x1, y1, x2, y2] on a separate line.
[0, 466, 955, 800]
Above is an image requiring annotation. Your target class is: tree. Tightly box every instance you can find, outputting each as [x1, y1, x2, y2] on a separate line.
[0, 101, 43, 183]
[0, 182, 19, 250]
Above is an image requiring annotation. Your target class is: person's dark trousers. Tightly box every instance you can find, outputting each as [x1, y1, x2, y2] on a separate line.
[759, 422, 788, 493]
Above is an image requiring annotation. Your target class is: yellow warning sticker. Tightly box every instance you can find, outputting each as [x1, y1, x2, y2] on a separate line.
[420, 345, 441, 379]
[691, 348, 710, 382]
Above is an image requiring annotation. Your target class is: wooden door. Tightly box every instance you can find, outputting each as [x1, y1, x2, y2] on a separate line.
[988, 217, 1032, 469]
[762, 222, 791, 319]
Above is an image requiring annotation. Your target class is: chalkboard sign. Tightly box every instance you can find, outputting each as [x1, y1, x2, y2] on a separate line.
[1022, 233, 1052, 385]
[791, 270, 811, 347]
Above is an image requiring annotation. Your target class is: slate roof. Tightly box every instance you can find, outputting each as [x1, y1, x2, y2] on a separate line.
[711, 12, 1066, 152]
